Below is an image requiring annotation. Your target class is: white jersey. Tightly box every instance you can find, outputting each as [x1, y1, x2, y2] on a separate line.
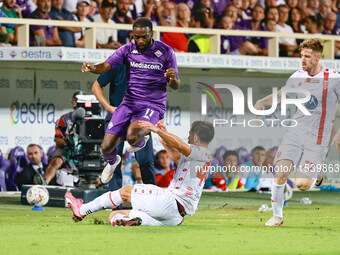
[283, 67, 340, 147]
[166, 145, 212, 216]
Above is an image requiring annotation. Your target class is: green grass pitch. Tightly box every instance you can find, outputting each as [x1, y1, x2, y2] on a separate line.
[1, 191, 340, 255]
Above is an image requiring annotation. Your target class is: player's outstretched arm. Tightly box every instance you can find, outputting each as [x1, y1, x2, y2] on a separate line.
[138, 120, 191, 157]
[254, 89, 282, 110]
[156, 121, 182, 165]
[81, 62, 111, 74]
[164, 68, 180, 90]
[92, 80, 117, 114]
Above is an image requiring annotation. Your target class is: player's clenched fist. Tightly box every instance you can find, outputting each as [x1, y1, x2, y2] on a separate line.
[164, 68, 177, 80]
[82, 62, 95, 73]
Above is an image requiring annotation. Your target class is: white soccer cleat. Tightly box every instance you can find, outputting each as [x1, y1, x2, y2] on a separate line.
[265, 216, 284, 226]
[101, 155, 121, 184]
[127, 135, 150, 153]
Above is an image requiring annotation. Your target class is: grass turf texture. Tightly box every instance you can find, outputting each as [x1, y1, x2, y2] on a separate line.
[1, 191, 340, 255]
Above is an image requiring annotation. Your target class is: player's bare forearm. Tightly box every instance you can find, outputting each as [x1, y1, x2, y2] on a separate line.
[138, 120, 190, 157]
[92, 81, 116, 113]
[157, 129, 190, 157]
[169, 77, 180, 90]
[81, 62, 111, 74]
[255, 90, 282, 110]
[159, 136, 181, 165]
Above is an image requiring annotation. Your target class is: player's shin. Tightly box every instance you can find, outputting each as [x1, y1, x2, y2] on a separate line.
[271, 181, 286, 218]
[102, 148, 118, 165]
[80, 191, 123, 216]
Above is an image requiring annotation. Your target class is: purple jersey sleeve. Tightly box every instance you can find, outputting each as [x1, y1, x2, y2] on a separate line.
[165, 49, 178, 74]
[105, 44, 128, 69]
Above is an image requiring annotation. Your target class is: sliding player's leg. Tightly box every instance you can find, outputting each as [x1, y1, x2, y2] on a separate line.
[65, 185, 134, 222]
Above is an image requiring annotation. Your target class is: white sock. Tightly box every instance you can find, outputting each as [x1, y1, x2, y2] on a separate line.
[271, 181, 286, 218]
[80, 191, 123, 216]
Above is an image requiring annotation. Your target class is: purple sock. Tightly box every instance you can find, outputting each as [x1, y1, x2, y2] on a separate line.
[102, 148, 117, 165]
[132, 137, 145, 148]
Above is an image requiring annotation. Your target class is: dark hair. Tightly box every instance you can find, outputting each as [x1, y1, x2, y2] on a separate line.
[191, 11, 207, 28]
[72, 91, 86, 101]
[27, 144, 41, 151]
[133, 17, 153, 31]
[155, 149, 167, 160]
[299, 38, 323, 54]
[190, 121, 214, 144]
[222, 150, 238, 162]
[252, 146, 265, 153]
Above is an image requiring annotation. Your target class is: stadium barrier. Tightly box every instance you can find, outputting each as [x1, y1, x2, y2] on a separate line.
[0, 17, 340, 59]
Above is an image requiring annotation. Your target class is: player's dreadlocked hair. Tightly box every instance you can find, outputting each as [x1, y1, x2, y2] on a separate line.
[299, 38, 323, 54]
[133, 17, 153, 31]
[191, 121, 215, 144]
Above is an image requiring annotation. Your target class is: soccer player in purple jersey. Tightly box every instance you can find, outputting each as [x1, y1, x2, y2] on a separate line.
[81, 17, 180, 184]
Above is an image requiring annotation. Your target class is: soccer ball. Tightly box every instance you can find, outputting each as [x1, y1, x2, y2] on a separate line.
[26, 185, 49, 207]
[284, 183, 293, 201]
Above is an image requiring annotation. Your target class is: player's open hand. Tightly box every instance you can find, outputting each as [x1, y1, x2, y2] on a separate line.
[82, 62, 95, 72]
[164, 68, 177, 81]
[138, 120, 159, 133]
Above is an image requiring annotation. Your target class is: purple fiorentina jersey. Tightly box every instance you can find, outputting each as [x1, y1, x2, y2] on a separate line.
[105, 40, 178, 114]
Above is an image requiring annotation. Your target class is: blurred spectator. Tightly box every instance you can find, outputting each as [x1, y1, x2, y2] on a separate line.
[0, 8, 16, 43]
[122, 159, 143, 185]
[144, 0, 170, 26]
[16, 0, 37, 17]
[223, 4, 243, 27]
[265, 6, 279, 23]
[222, 150, 244, 190]
[93, 0, 120, 49]
[276, 4, 298, 56]
[162, 3, 190, 51]
[1, 0, 22, 44]
[163, 1, 176, 25]
[113, 0, 134, 45]
[128, 0, 144, 20]
[210, 0, 229, 23]
[73, 0, 91, 47]
[62, 0, 77, 13]
[331, 0, 339, 11]
[308, 0, 319, 14]
[242, 146, 265, 191]
[265, 17, 276, 31]
[172, 0, 197, 12]
[286, 0, 297, 9]
[14, 144, 48, 190]
[264, 0, 277, 8]
[305, 15, 323, 34]
[220, 15, 248, 54]
[322, 12, 340, 57]
[87, 0, 97, 21]
[242, 5, 268, 56]
[50, 0, 82, 47]
[29, 0, 62, 46]
[193, 2, 215, 27]
[289, 7, 304, 33]
[155, 150, 175, 188]
[242, 0, 258, 20]
[187, 11, 210, 53]
[319, 0, 333, 18]
[263, 148, 275, 172]
[297, 0, 307, 10]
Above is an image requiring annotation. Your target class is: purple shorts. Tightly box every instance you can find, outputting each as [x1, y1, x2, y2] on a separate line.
[106, 101, 163, 138]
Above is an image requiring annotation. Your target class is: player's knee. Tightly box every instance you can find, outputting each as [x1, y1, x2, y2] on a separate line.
[101, 141, 111, 154]
[295, 180, 311, 191]
[108, 211, 116, 224]
[119, 185, 133, 202]
[126, 134, 138, 145]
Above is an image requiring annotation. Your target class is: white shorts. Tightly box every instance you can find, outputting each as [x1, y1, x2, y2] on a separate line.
[129, 184, 183, 226]
[274, 133, 328, 181]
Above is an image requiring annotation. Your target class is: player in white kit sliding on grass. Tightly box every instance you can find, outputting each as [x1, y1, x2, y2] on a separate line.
[65, 120, 214, 226]
[254, 38, 340, 226]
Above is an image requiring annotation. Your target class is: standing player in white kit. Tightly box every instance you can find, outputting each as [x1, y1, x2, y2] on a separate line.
[255, 39, 340, 226]
[65, 120, 214, 226]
